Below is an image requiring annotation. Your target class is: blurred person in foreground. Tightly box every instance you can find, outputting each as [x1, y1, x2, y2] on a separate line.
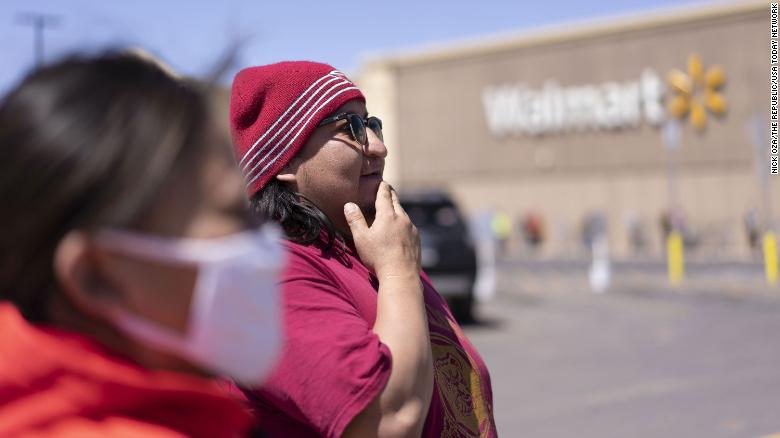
[230, 61, 497, 437]
[0, 52, 284, 437]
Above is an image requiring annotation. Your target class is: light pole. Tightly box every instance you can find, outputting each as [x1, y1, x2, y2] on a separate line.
[16, 12, 61, 67]
[663, 119, 684, 284]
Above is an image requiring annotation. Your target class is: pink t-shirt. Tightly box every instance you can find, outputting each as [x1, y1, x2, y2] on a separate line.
[244, 238, 497, 437]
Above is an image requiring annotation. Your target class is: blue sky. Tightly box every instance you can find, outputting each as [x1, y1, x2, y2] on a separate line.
[1, 0, 723, 93]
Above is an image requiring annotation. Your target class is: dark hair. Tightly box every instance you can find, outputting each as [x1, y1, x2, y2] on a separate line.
[0, 51, 214, 321]
[250, 179, 338, 250]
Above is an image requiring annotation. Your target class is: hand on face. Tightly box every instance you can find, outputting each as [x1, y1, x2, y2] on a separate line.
[343, 182, 421, 279]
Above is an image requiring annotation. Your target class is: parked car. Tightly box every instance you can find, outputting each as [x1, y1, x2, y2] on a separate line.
[399, 191, 477, 322]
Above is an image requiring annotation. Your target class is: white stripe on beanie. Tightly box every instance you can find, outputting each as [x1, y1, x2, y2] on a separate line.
[241, 76, 348, 174]
[246, 85, 359, 188]
[239, 70, 341, 169]
[242, 79, 357, 184]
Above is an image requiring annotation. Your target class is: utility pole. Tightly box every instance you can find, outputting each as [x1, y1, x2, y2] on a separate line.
[16, 12, 62, 67]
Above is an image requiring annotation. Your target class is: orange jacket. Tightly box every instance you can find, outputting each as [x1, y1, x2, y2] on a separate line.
[0, 303, 254, 437]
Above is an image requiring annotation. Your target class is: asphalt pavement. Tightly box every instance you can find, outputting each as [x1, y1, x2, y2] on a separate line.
[463, 258, 780, 438]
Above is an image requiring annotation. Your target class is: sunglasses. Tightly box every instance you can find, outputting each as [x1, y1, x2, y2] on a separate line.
[317, 113, 383, 149]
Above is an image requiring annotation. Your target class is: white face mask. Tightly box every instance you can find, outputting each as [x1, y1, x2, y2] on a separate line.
[93, 226, 284, 386]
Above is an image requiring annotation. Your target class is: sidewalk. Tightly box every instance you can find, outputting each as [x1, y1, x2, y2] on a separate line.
[496, 257, 780, 299]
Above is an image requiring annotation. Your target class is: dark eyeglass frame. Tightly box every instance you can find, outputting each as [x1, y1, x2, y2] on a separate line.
[317, 112, 383, 149]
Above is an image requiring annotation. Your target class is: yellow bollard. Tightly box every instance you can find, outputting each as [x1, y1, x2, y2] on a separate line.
[667, 231, 684, 284]
[763, 231, 779, 286]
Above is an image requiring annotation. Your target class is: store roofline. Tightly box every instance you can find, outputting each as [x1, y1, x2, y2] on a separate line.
[359, 0, 764, 69]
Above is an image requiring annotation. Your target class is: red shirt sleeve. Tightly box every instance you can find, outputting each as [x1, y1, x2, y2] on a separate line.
[245, 250, 392, 438]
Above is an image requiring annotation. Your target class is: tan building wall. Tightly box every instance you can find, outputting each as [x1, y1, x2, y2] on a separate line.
[357, 0, 778, 259]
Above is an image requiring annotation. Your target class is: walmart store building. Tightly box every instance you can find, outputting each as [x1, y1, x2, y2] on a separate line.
[356, 0, 777, 259]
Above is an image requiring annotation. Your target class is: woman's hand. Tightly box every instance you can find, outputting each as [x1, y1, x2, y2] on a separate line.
[344, 182, 421, 279]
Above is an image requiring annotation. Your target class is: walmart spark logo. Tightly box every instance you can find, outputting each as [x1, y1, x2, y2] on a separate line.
[666, 54, 727, 131]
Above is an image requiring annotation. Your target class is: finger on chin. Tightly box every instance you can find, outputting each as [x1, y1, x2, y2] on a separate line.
[374, 181, 393, 213]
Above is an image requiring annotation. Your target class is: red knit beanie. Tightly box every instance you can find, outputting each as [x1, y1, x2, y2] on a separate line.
[230, 61, 365, 197]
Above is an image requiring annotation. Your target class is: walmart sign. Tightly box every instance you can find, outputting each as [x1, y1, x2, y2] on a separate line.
[482, 69, 665, 137]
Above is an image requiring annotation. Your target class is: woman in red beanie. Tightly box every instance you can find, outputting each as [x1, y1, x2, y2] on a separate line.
[0, 52, 283, 438]
[230, 61, 497, 438]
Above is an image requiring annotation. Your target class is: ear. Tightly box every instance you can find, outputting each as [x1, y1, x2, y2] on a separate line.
[275, 160, 299, 184]
[275, 172, 296, 183]
[53, 231, 121, 321]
